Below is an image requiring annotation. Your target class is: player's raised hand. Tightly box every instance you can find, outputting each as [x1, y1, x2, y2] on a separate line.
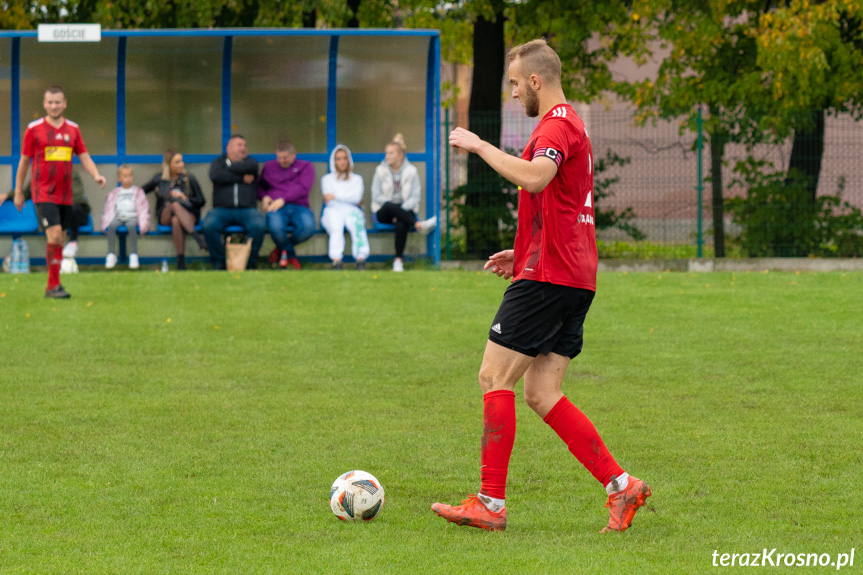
[449, 127, 483, 153]
[484, 249, 515, 279]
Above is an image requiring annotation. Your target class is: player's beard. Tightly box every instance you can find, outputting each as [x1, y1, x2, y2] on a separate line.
[523, 84, 540, 118]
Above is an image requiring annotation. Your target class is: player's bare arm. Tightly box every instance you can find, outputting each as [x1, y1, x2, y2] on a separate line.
[484, 250, 515, 279]
[78, 152, 106, 188]
[449, 127, 557, 193]
[13, 155, 32, 211]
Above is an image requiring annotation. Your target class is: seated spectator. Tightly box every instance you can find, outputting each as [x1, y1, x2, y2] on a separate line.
[101, 164, 150, 270]
[258, 139, 316, 270]
[203, 134, 266, 270]
[61, 171, 92, 258]
[321, 144, 370, 270]
[2, 171, 91, 258]
[371, 133, 437, 272]
[142, 149, 207, 270]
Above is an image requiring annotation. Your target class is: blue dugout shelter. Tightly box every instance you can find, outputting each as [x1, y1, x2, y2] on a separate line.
[0, 28, 441, 265]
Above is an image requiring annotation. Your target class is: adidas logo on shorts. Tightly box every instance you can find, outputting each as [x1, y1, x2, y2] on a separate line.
[491, 323, 502, 334]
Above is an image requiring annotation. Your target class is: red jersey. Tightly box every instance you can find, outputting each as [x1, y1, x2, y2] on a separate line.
[512, 104, 597, 291]
[22, 117, 87, 205]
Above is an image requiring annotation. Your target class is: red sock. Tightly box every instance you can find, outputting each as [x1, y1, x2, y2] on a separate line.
[543, 396, 624, 487]
[479, 389, 516, 500]
[47, 243, 62, 290]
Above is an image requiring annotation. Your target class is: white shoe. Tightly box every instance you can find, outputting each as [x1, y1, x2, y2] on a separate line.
[105, 253, 117, 269]
[62, 241, 78, 258]
[129, 254, 139, 269]
[418, 215, 438, 234]
[393, 259, 404, 272]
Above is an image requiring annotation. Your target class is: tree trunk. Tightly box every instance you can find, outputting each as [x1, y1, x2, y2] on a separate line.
[347, 0, 360, 28]
[709, 124, 726, 258]
[302, 4, 316, 27]
[464, 3, 505, 258]
[786, 108, 825, 203]
[783, 108, 825, 255]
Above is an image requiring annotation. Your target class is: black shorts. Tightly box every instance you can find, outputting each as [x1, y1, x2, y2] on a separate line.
[488, 280, 595, 358]
[36, 203, 74, 231]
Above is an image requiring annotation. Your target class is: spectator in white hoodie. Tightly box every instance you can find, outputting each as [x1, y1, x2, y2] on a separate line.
[321, 144, 370, 270]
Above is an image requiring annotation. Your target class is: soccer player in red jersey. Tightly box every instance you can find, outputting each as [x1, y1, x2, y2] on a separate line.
[13, 86, 106, 298]
[431, 40, 651, 533]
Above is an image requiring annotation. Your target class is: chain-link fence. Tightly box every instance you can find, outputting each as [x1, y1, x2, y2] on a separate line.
[441, 107, 863, 259]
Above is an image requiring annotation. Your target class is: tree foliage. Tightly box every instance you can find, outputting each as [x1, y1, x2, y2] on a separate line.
[619, 0, 863, 256]
[0, 0, 379, 29]
[620, 0, 862, 135]
[727, 158, 863, 257]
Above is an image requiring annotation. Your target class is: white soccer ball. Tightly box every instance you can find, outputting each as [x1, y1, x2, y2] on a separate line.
[329, 470, 385, 522]
[60, 257, 79, 274]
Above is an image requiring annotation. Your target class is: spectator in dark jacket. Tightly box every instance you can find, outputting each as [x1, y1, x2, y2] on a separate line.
[202, 134, 266, 269]
[142, 149, 207, 270]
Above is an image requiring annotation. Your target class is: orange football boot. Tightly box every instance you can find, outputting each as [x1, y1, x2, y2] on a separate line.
[431, 494, 507, 531]
[601, 477, 651, 533]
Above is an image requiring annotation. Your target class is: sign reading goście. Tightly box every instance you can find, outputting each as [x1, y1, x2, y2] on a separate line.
[37, 24, 101, 42]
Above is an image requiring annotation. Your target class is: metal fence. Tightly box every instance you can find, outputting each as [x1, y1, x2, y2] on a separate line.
[441, 107, 863, 260]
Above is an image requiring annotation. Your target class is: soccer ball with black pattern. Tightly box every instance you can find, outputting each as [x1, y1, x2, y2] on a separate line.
[329, 470, 385, 522]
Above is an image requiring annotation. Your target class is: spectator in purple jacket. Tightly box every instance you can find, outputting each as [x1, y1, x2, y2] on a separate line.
[258, 139, 316, 270]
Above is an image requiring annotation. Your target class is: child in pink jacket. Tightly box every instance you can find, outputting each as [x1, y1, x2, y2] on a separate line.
[101, 164, 150, 269]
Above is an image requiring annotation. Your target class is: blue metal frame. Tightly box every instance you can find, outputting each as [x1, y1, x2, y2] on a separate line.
[327, 36, 339, 153]
[426, 34, 441, 266]
[8, 38, 20, 172]
[116, 37, 127, 163]
[0, 28, 441, 264]
[0, 29, 439, 38]
[221, 36, 233, 149]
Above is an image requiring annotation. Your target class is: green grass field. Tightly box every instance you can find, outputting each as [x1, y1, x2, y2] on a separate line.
[1, 268, 861, 574]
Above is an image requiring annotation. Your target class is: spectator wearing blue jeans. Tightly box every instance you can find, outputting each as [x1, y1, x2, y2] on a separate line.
[203, 134, 266, 269]
[257, 140, 316, 270]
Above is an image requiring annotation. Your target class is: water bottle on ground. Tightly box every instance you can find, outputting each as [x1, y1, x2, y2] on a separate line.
[161, 258, 169, 273]
[9, 239, 21, 273]
[19, 239, 30, 273]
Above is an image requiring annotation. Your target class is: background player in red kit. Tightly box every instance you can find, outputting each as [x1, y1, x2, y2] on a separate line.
[13, 86, 106, 298]
[431, 40, 651, 532]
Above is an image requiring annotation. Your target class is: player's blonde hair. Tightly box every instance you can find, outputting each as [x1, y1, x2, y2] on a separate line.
[387, 133, 407, 155]
[507, 39, 561, 85]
